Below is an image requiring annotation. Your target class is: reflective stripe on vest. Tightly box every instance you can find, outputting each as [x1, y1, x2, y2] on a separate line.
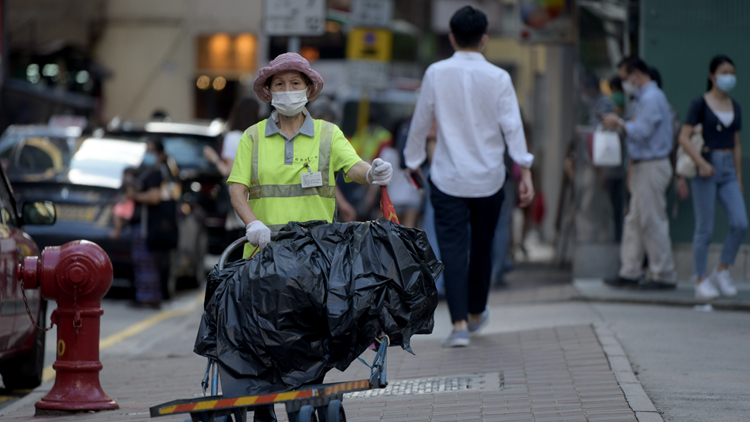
[242, 120, 337, 258]
[247, 122, 335, 200]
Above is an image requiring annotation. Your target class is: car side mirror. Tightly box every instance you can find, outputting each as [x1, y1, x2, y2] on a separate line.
[22, 201, 57, 225]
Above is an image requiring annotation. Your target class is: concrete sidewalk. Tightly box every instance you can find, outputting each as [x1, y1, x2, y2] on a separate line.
[573, 278, 750, 311]
[0, 265, 660, 422]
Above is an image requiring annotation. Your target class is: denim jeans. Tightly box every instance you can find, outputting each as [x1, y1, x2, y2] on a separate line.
[690, 151, 748, 277]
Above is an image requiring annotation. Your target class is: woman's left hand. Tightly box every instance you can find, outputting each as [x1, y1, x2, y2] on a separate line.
[368, 158, 393, 186]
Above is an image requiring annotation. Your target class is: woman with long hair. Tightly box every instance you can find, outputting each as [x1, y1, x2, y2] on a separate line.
[677, 55, 747, 300]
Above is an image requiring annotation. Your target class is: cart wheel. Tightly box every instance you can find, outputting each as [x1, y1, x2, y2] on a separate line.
[327, 400, 346, 422]
[298, 405, 318, 422]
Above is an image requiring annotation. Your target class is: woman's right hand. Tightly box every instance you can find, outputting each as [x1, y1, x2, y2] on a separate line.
[246, 220, 271, 249]
[698, 161, 716, 178]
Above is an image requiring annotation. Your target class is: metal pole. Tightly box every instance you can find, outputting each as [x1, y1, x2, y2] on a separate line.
[210, 360, 218, 396]
[287, 36, 300, 53]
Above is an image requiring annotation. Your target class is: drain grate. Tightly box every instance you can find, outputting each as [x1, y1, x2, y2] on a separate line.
[344, 372, 503, 398]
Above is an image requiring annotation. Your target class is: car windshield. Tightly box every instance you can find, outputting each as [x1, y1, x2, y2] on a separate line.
[67, 139, 146, 188]
[1, 136, 77, 173]
[157, 135, 215, 171]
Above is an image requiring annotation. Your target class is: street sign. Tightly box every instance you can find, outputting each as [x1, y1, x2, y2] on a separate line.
[263, 0, 326, 37]
[346, 28, 393, 62]
[347, 61, 390, 90]
[350, 0, 394, 28]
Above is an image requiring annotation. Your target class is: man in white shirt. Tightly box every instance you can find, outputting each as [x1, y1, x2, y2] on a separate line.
[405, 6, 535, 347]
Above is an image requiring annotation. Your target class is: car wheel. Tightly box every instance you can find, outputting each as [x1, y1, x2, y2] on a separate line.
[0, 300, 47, 390]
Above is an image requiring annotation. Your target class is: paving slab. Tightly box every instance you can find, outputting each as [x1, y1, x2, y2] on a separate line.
[0, 263, 663, 422]
[1, 318, 654, 422]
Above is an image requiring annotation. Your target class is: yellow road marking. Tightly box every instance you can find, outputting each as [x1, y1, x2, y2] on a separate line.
[42, 367, 55, 383]
[42, 293, 204, 383]
[98, 308, 192, 350]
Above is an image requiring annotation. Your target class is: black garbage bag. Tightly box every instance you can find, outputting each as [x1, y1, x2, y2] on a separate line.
[194, 219, 443, 397]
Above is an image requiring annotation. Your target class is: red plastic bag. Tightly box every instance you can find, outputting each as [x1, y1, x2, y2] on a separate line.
[380, 186, 400, 224]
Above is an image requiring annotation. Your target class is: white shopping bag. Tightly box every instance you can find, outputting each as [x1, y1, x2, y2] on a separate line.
[592, 127, 622, 167]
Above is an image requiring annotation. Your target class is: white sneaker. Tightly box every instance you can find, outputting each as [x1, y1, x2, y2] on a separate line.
[711, 268, 738, 297]
[695, 278, 720, 300]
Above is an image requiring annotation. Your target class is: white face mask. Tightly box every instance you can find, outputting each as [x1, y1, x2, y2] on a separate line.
[622, 80, 637, 96]
[271, 89, 308, 117]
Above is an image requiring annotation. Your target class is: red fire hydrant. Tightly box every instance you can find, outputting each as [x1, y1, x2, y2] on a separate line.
[20, 240, 118, 413]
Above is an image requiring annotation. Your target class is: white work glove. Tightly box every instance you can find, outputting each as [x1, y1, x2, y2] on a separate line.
[367, 158, 393, 186]
[245, 220, 271, 249]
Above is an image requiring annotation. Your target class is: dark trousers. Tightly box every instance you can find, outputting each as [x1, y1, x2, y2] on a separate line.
[429, 179, 504, 323]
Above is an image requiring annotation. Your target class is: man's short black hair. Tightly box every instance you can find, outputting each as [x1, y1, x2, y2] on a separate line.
[449, 6, 488, 48]
[618, 56, 650, 76]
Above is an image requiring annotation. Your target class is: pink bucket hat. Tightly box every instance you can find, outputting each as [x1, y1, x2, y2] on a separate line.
[253, 53, 324, 103]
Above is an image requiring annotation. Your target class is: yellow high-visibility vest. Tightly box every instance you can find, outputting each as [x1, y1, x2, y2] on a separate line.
[239, 119, 337, 258]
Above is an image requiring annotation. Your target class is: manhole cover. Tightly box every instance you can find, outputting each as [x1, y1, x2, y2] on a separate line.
[344, 372, 503, 398]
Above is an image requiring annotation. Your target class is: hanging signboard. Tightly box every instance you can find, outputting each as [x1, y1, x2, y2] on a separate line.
[346, 28, 393, 62]
[347, 61, 390, 90]
[350, 0, 394, 28]
[263, 0, 327, 36]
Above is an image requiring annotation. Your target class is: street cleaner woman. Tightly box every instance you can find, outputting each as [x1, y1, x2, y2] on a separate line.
[226, 53, 393, 421]
[228, 53, 394, 259]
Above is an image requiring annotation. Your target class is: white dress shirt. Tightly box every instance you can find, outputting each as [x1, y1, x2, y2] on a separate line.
[405, 51, 534, 198]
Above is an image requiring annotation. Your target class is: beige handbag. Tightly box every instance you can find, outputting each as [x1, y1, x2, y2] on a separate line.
[676, 124, 704, 178]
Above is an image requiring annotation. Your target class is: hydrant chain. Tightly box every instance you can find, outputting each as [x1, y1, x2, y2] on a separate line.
[20, 279, 54, 332]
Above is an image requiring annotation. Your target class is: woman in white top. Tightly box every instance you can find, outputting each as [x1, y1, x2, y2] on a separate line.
[677, 55, 747, 300]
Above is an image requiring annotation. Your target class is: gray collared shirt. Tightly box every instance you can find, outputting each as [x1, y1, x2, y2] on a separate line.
[265, 108, 316, 165]
[623, 81, 674, 161]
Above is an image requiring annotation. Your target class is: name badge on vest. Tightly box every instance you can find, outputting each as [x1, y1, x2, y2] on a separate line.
[301, 163, 323, 188]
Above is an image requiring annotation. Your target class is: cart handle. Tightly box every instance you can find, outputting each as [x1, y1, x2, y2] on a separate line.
[218, 233, 281, 271]
[219, 187, 398, 271]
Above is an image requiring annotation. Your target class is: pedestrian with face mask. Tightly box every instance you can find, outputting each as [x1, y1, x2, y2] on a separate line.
[229, 53, 393, 261]
[601, 56, 677, 290]
[127, 140, 169, 307]
[677, 55, 747, 300]
[609, 76, 625, 117]
[227, 53, 393, 422]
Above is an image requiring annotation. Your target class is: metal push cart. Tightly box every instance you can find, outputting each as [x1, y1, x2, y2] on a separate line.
[150, 187, 401, 422]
